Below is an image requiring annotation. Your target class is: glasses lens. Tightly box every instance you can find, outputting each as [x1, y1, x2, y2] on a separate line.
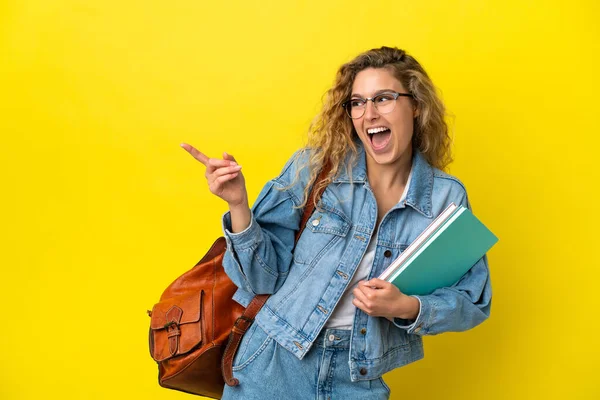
[344, 104, 354, 118]
[373, 94, 396, 114]
[347, 99, 365, 119]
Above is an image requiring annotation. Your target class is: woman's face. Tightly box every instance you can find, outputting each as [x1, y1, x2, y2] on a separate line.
[350, 67, 418, 167]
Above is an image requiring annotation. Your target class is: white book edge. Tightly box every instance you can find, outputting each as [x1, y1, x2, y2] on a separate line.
[378, 202, 458, 281]
[387, 206, 468, 283]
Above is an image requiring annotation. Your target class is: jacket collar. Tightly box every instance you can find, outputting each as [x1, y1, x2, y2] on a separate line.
[332, 142, 434, 218]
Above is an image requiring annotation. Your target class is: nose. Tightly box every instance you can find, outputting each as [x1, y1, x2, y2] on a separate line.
[363, 99, 379, 120]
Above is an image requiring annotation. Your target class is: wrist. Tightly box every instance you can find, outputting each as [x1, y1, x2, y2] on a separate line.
[229, 199, 251, 233]
[229, 195, 249, 211]
[398, 295, 420, 320]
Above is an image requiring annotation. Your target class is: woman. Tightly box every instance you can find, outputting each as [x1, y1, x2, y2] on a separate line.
[181, 46, 492, 399]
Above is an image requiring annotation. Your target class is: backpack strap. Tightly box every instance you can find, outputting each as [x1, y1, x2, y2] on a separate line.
[222, 162, 332, 386]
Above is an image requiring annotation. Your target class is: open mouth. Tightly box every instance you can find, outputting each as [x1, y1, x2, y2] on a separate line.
[367, 127, 391, 150]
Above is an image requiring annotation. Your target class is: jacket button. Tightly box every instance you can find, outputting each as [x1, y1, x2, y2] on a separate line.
[384, 250, 392, 257]
[359, 368, 368, 375]
[360, 328, 367, 335]
[312, 219, 320, 227]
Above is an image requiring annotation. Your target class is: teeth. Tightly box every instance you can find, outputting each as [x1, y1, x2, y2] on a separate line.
[367, 127, 390, 134]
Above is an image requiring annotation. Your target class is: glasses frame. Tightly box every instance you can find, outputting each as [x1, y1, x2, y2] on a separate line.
[342, 91, 414, 119]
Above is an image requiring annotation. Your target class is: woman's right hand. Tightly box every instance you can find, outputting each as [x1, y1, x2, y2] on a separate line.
[180, 143, 248, 208]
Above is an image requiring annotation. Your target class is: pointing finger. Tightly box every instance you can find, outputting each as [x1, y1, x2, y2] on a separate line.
[180, 143, 209, 165]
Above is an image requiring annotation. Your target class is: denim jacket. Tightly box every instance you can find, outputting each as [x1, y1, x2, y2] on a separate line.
[221, 143, 492, 381]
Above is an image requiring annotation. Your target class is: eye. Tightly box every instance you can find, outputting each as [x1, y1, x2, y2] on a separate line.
[374, 94, 394, 103]
[350, 99, 365, 108]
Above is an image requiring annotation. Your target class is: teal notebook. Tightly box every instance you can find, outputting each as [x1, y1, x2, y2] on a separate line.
[385, 205, 498, 296]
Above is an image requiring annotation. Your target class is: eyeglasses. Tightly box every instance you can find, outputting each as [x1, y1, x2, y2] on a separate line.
[342, 91, 414, 119]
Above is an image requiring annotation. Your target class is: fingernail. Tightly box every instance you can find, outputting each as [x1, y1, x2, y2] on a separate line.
[230, 161, 237, 166]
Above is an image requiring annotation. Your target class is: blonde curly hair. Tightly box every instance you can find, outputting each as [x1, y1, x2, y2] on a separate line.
[292, 46, 452, 208]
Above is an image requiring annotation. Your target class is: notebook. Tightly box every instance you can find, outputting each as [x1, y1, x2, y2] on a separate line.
[380, 203, 498, 296]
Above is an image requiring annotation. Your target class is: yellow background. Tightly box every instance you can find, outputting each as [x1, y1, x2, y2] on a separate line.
[1, 0, 598, 399]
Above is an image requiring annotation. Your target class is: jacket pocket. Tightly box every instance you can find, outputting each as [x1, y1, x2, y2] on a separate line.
[293, 204, 351, 266]
[232, 322, 272, 372]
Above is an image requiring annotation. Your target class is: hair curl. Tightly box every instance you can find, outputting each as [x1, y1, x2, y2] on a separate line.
[292, 46, 453, 208]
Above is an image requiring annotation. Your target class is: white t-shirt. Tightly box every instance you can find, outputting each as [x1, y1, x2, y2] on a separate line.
[324, 169, 413, 329]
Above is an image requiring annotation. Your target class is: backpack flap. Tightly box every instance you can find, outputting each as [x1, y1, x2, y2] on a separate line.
[149, 290, 203, 362]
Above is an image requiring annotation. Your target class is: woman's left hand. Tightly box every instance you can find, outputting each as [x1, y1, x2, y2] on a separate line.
[352, 278, 420, 320]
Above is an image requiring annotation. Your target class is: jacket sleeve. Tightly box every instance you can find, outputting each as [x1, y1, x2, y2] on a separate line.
[221, 151, 309, 296]
[392, 187, 493, 335]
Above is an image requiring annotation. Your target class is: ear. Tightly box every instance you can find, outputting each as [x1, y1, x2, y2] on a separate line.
[413, 106, 420, 119]
[411, 98, 420, 118]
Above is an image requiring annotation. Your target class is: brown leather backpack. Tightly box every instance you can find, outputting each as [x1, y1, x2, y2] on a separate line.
[148, 166, 329, 398]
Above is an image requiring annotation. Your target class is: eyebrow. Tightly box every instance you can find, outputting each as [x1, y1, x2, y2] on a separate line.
[350, 89, 397, 98]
